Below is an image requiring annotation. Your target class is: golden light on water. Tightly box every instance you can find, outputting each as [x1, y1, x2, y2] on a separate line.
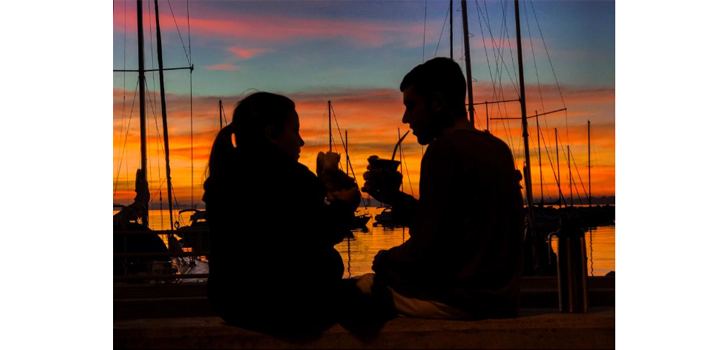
[117, 208, 615, 277]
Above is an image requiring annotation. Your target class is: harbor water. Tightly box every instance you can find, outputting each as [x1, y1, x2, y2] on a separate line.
[115, 207, 615, 278]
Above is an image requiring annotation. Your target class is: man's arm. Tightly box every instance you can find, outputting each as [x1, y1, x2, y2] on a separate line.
[373, 139, 461, 277]
[390, 191, 417, 227]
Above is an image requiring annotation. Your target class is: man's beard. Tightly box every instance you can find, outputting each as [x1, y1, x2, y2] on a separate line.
[417, 107, 450, 145]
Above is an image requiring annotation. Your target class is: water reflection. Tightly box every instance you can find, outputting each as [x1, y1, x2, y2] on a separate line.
[585, 225, 615, 276]
[116, 209, 615, 278]
[547, 225, 615, 277]
[339, 208, 615, 278]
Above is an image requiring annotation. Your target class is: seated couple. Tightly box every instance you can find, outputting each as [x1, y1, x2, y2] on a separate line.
[202, 58, 525, 342]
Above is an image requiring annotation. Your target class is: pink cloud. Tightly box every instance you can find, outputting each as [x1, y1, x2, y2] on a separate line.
[192, 16, 423, 46]
[113, 10, 426, 47]
[228, 47, 270, 60]
[205, 63, 238, 71]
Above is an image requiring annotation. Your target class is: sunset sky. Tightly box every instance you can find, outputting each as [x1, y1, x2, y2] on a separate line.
[112, 0, 615, 207]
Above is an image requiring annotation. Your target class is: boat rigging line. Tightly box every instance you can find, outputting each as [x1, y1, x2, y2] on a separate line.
[433, 3, 451, 59]
[123, 0, 129, 204]
[470, 0, 520, 147]
[165, 0, 195, 208]
[114, 79, 139, 197]
[144, 0, 165, 222]
[460, 0, 475, 125]
[329, 103, 368, 208]
[569, 148, 590, 204]
[538, 124, 565, 205]
[488, 0, 519, 95]
[138, 0, 149, 226]
[492, 4, 520, 149]
[510, 0, 537, 233]
[399, 129, 415, 197]
[333, 105, 373, 208]
[527, 0, 569, 142]
[475, 0, 519, 97]
[113, 0, 194, 229]
[473, 0, 500, 125]
[151, 84, 165, 228]
[522, 0, 547, 117]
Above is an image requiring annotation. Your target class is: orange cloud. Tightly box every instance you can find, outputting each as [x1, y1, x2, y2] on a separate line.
[114, 84, 615, 204]
[228, 47, 270, 60]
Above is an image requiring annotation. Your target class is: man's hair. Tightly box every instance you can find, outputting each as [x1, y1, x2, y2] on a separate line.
[399, 57, 467, 117]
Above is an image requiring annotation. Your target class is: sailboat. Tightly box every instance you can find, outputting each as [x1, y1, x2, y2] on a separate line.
[173, 100, 230, 250]
[113, 0, 205, 282]
[322, 101, 371, 233]
[454, 0, 613, 274]
[436, 0, 570, 275]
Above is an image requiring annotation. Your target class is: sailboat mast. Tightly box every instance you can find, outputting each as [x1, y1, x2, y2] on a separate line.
[555, 127, 560, 206]
[513, 0, 536, 231]
[346, 130, 349, 172]
[398, 128, 404, 192]
[328, 101, 332, 152]
[449, 0, 453, 59]
[154, 0, 174, 228]
[588, 120, 592, 206]
[136, 0, 148, 226]
[536, 112, 542, 203]
[568, 146, 572, 207]
[219, 100, 223, 128]
[460, 0, 475, 126]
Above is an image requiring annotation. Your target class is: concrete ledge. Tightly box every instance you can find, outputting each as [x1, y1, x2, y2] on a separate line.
[114, 277, 615, 320]
[114, 308, 614, 349]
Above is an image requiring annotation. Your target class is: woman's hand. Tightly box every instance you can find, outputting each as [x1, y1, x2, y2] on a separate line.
[328, 186, 361, 210]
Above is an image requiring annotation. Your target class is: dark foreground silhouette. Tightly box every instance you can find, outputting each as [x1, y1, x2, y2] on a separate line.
[203, 92, 367, 342]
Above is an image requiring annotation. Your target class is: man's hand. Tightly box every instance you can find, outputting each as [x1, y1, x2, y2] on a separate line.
[372, 249, 390, 272]
[361, 156, 403, 205]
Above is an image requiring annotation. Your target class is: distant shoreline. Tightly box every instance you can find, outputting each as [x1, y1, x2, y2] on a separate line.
[115, 195, 615, 210]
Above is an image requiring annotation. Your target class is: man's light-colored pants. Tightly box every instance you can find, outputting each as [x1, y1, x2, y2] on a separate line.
[355, 273, 473, 320]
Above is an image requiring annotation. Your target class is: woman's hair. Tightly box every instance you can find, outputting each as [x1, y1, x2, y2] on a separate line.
[204, 92, 295, 195]
[230, 92, 296, 145]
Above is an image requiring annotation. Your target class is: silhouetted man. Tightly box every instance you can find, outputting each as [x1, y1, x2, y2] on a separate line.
[360, 57, 525, 319]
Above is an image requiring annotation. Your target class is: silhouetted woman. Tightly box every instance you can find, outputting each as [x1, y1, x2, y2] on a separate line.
[202, 92, 359, 340]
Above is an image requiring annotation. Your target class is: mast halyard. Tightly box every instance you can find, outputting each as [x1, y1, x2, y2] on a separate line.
[513, 0, 536, 233]
[348, 128, 367, 209]
[460, 0, 475, 127]
[136, 0, 148, 227]
[154, 0, 174, 229]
